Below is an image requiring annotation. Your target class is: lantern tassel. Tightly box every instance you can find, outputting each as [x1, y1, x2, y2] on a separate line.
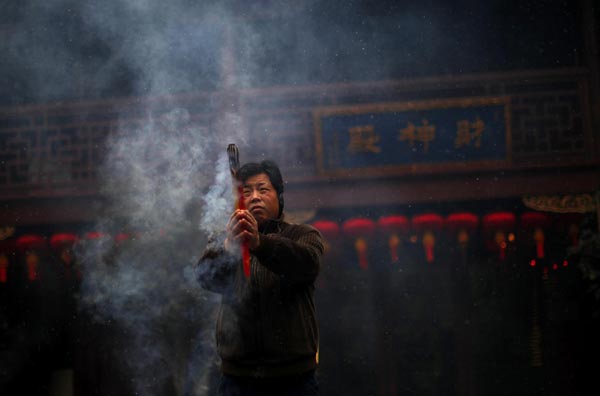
[27, 260, 38, 281]
[423, 231, 435, 263]
[355, 238, 369, 270]
[425, 246, 434, 263]
[388, 234, 400, 263]
[534, 229, 545, 259]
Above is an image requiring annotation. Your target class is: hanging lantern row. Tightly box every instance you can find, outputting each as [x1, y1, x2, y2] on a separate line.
[0, 210, 583, 283]
[0, 232, 136, 285]
[313, 211, 583, 268]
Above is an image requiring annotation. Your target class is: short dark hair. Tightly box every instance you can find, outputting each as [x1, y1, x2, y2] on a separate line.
[238, 160, 284, 217]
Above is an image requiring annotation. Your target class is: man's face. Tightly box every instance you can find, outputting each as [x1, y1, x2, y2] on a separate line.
[242, 173, 280, 226]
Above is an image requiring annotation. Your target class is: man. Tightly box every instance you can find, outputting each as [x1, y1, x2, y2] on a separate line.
[198, 160, 324, 396]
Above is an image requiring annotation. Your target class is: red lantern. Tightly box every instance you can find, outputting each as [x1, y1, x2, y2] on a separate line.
[312, 220, 341, 289]
[412, 214, 443, 263]
[0, 239, 16, 284]
[482, 212, 515, 261]
[446, 212, 479, 244]
[50, 233, 79, 252]
[312, 220, 340, 239]
[50, 233, 80, 280]
[377, 215, 409, 263]
[520, 212, 551, 259]
[114, 233, 132, 245]
[312, 220, 340, 254]
[342, 218, 376, 270]
[85, 231, 108, 240]
[16, 235, 47, 281]
[555, 213, 583, 248]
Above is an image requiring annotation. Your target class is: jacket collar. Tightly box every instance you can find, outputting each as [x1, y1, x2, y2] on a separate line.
[258, 216, 285, 234]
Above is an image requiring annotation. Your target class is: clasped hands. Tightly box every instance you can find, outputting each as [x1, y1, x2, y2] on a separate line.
[224, 209, 260, 254]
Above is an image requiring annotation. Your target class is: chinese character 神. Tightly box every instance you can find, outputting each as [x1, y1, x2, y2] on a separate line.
[346, 125, 381, 153]
[455, 117, 485, 149]
[398, 119, 436, 153]
[398, 122, 416, 147]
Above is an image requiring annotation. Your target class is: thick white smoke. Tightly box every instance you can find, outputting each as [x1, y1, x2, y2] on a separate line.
[67, 1, 244, 394]
[76, 106, 226, 394]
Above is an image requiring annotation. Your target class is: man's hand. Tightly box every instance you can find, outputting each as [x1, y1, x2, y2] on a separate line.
[225, 209, 260, 253]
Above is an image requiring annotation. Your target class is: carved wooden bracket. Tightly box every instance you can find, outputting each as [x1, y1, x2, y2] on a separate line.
[522, 194, 596, 213]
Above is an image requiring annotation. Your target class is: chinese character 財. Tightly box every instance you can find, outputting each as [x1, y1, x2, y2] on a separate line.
[455, 116, 485, 149]
[347, 125, 381, 153]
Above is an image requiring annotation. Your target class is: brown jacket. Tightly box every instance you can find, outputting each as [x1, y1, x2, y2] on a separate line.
[198, 219, 324, 378]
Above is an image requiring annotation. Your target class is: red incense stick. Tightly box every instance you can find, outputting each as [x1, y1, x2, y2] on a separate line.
[227, 144, 251, 278]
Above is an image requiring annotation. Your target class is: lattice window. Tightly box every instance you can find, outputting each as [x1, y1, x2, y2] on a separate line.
[0, 130, 36, 185]
[511, 93, 584, 156]
[0, 124, 113, 187]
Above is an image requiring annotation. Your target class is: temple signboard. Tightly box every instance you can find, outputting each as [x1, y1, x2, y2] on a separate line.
[313, 97, 511, 176]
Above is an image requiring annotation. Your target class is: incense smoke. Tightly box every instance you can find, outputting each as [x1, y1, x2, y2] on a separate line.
[77, 109, 251, 393]
[67, 1, 242, 394]
[75, 109, 221, 395]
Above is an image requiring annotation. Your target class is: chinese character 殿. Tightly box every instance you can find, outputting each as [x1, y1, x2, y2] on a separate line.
[347, 125, 381, 153]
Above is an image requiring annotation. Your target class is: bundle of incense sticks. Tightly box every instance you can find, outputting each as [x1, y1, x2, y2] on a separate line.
[227, 144, 251, 278]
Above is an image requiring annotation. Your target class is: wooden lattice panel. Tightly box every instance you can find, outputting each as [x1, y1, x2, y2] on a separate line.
[0, 129, 31, 185]
[511, 92, 585, 156]
[0, 123, 113, 187]
[0, 92, 215, 194]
